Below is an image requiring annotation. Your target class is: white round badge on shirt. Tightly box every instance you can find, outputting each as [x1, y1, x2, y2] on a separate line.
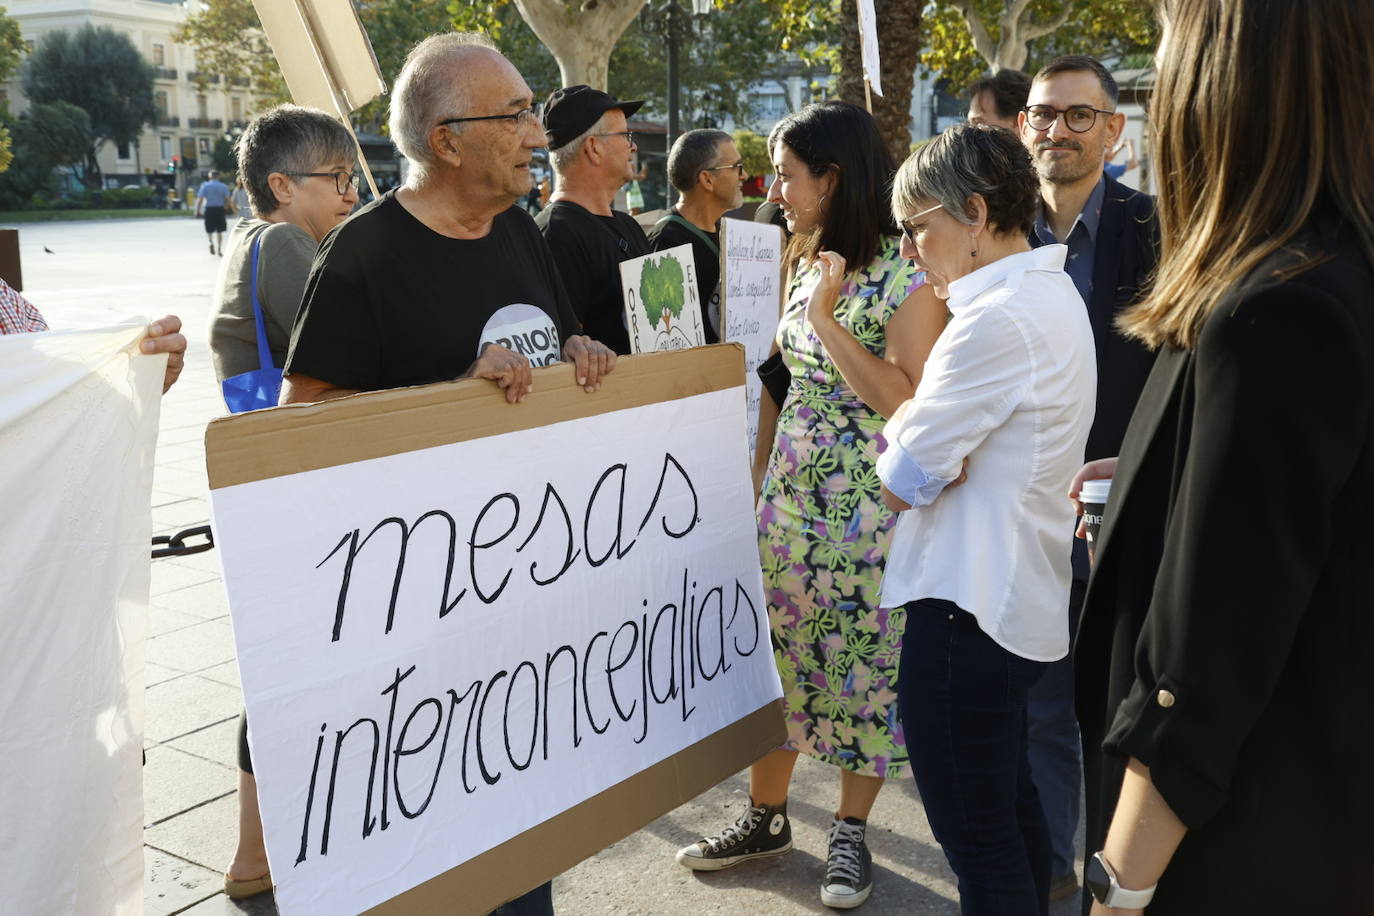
[479, 303, 562, 367]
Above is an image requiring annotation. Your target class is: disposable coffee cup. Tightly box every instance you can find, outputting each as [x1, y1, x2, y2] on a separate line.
[1079, 478, 1112, 550]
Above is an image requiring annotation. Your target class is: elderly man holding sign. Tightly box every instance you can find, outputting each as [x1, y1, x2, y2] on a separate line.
[281, 32, 614, 407]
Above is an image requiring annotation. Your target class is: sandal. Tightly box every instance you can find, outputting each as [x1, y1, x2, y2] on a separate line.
[224, 871, 272, 899]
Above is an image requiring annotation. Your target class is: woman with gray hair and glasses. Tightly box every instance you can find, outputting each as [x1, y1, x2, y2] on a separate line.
[876, 123, 1096, 913]
[208, 103, 359, 900]
[209, 104, 360, 408]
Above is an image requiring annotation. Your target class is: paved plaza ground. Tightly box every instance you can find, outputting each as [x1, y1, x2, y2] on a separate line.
[17, 216, 1083, 915]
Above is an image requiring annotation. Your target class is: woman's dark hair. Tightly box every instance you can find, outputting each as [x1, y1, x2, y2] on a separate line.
[892, 123, 1039, 238]
[768, 101, 896, 270]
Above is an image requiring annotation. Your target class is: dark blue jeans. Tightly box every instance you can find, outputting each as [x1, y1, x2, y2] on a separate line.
[898, 599, 1051, 916]
[487, 881, 553, 916]
[1026, 577, 1088, 879]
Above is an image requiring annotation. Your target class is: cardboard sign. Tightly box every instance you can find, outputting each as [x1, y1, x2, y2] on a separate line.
[206, 346, 785, 916]
[620, 244, 707, 354]
[720, 218, 785, 454]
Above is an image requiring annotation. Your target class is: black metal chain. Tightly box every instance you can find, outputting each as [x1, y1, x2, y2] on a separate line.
[151, 524, 215, 559]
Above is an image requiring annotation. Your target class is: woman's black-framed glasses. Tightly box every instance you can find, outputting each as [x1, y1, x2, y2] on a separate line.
[1022, 104, 1115, 133]
[287, 170, 360, 195]
[899, 203, 944, 244]
[438, 104, 543, 130]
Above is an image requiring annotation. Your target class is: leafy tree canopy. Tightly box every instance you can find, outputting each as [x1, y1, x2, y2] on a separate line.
[924, 0, 1158, 93]
[17, 101, 92, 168]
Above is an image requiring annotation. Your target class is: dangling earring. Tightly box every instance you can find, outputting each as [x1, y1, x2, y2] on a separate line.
[818, 193, 828, 213]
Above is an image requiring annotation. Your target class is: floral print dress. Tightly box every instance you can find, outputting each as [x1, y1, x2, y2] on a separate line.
[758, 235, 924, 778]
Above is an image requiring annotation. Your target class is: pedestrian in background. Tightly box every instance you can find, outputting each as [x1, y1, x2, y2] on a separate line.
[195, 169, 231, 256]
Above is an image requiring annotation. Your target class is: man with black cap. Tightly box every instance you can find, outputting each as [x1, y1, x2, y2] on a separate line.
[535, 85, 652, 355]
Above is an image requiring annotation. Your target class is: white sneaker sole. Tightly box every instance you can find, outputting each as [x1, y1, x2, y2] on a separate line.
[675, 840, 793, 871]
[821, 882, 873, 909]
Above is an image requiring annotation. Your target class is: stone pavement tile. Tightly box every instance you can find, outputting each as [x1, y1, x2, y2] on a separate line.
[154, 487, 194, 508]
[163, 546, 226, 577]
[154, 465, 211, 501]
[198, 659, 242, 689]
[145, 848, 223, 916]
[147, 619, 237, 673]
[144, 744, 236, 825]
[150, 604, 205, 638]
[175, 889, 278, 915]
[146, 674, 241, 742]
[152, 499, 213, 532]
[145, 792, 238, 874]
[158, 442, 208, 464]
[167, 717, 241, 770]
[146, 662, 186, 688]
[159, 578, 232, 619]
[151, 561, 219, 598]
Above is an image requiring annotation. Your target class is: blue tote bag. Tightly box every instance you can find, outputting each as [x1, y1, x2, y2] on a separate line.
[220, 236, 284, 413]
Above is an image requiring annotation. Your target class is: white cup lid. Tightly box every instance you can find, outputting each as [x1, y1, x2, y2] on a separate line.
[1079, 478, 1112, 504]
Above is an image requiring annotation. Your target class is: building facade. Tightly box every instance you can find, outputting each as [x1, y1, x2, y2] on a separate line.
[3, 0, 254, 189]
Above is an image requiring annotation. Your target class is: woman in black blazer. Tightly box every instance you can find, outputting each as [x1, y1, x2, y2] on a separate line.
[1070, 1, 1374, 914]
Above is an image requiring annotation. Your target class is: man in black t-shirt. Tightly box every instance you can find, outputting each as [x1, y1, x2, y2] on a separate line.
[646, 129, 747, 344]
[281, 33, 614, 410]
[534, 85, 651, 355]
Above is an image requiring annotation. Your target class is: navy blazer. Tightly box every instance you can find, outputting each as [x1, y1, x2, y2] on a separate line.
[1031, 175, 1159, 463]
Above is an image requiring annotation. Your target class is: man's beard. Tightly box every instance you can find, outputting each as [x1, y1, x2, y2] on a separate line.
[1034, 139, 1102, 185]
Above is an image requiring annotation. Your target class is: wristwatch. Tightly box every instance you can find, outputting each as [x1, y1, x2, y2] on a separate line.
[1085, 851, 1156, 909]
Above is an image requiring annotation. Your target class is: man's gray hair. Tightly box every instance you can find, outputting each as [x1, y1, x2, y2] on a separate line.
[667, 129, 732, 193]
[550, 111, 610, 175]
[892, 123, 1040, 237]
[389, 31, 498, 178]
[236, 104, 355, 216]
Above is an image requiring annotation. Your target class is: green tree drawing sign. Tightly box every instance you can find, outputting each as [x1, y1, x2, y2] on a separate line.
[640, 254, 686, 332]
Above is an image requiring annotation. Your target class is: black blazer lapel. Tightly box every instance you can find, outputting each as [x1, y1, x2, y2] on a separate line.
[1092, 346, 1189, 561]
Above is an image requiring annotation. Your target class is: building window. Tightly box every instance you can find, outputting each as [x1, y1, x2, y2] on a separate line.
[152, 43, 164, 66]
[751, 93, 789, 123]
[154, 91, 168, 117]
[196, 94, 207, 120]
[160, 136, 172, 161]
[198, 137, 210, 154]
[116, 141, 130, 160]
[231, 97, 241, 121]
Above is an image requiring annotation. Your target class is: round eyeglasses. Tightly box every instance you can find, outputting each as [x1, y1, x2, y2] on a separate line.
[287, 170, 360, 195]
[1022, 104, 1115, 133]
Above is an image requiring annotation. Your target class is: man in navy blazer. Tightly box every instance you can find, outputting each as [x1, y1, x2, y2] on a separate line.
[1016, 55, 1159, 901]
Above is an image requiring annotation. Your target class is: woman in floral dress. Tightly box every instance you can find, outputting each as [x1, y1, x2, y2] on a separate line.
[676, 101, 947, 909]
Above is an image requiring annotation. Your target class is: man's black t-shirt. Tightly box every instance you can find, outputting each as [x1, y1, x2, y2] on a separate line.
[534, 199, 649, 355]
[647, 211, 721, 344]
[285, 192, 579, 391]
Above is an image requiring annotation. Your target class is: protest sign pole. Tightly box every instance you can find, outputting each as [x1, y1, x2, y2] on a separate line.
[252, 0, 387, 197]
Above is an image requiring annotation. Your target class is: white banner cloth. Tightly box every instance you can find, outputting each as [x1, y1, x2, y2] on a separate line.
[0, 322, 164, 915]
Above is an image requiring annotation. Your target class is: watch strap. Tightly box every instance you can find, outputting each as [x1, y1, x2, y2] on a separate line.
[1091, 852, 1157, 909]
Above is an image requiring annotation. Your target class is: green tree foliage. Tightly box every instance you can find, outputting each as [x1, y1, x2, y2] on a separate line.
[20, 25, 156, 187]
[0, 103, 94, 208]
[0, 5, 24, 173]
[924, 0, 1158, 92]
[175, 0, 288, 106]
[640, 254, 687, 331]
[733, 129, 771, 178]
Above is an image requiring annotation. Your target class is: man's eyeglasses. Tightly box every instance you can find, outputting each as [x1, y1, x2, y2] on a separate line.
[898, 203, 944, 244]
[1022, 104, 1115, 133]
[287, 170, 360, 196]
[438, 103, 543, 130]
[702, 161, 746, 177]
[594, 130, 636, 146]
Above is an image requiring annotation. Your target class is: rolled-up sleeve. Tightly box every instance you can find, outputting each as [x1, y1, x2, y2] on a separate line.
[1104, 282, 1368, 828]
[877, 306, 1031, 507]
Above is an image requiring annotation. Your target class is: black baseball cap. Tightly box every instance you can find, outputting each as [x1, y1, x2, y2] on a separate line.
[542, 85, 645, 151]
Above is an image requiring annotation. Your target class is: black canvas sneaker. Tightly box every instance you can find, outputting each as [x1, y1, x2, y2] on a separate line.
[675, 800, 793, 871]
[821, 816, 873, 908]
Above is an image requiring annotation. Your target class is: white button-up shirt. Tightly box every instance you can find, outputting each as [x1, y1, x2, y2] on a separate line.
[876, 245, 1096, 661]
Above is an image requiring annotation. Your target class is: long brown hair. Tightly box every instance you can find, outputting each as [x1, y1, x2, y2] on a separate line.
[1120, 0, 1374, 350]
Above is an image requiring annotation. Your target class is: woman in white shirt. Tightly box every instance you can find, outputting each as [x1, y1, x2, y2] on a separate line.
[877, 124, 1096, 913]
